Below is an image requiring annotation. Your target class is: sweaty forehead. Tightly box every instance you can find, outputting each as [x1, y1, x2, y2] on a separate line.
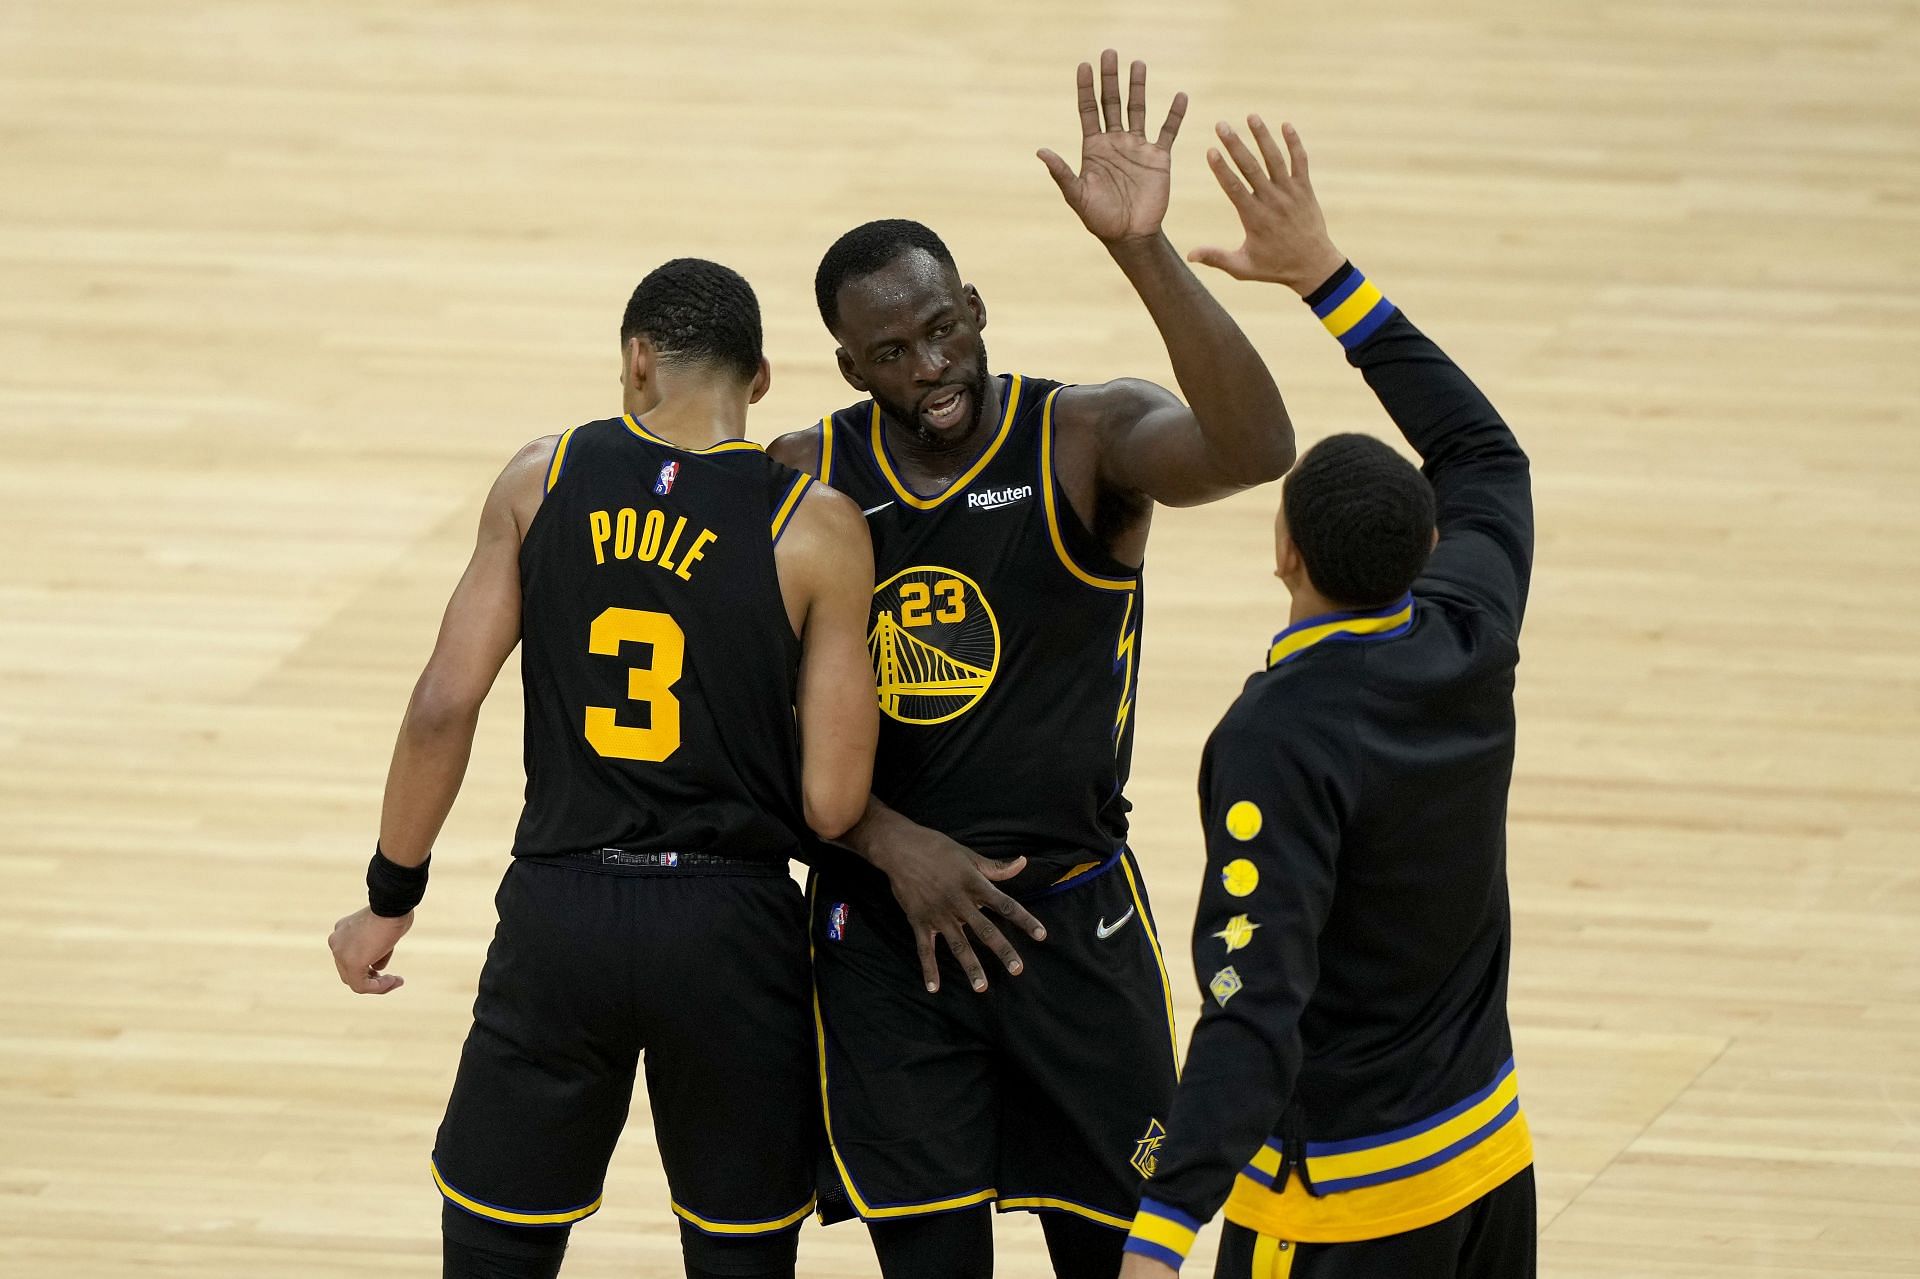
[834, 249, 963, 341]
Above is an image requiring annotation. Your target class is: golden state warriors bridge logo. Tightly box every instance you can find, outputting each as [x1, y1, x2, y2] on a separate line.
[868, 566, 999, 725]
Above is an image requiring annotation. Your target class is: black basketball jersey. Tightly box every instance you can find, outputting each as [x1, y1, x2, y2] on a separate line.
[512, 414, 816, 862]
[810, 373, 1142, 891]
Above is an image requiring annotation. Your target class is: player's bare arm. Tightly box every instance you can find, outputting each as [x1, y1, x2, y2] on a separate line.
[326, 439, 548, 996]
[1037, 50, 1297, 555]
[773, 481, 880, 840]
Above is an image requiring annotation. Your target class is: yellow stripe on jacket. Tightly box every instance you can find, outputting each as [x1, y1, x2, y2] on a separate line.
[1225, 1111, 1532, 1244]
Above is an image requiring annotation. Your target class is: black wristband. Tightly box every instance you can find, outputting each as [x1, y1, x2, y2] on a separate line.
[367, 844, 430, 917]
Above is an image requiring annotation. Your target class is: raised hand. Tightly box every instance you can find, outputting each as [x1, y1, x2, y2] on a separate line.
[1037, 49, 1189, 246]
[1188, 116, 1347, 295]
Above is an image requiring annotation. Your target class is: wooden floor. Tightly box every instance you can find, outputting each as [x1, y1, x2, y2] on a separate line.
[3, 0, 1918, 1274]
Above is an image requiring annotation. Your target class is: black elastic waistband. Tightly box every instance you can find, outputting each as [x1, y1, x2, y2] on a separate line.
[545, 849, 787, 878]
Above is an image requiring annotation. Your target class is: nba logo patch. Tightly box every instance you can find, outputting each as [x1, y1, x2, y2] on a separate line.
[660, 852, 679, 868]
[827, 902, 849, 941]
[654, 460, 680, 496]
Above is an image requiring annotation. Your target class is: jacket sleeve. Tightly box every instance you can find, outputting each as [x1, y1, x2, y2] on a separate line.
[1305, 264, 1534, 633]
[1124, 717, 1346, 1269]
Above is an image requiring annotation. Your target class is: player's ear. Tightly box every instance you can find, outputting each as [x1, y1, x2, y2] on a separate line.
[964, 284, 987, 332]
[835, 347, 868, 394]
[624, 336, 656, 393]
[748, 356, 772, 405]
[1274, 502, 1298, 582]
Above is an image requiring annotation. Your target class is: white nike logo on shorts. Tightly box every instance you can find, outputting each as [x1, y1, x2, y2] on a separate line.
[1095, 906, 1136, 940]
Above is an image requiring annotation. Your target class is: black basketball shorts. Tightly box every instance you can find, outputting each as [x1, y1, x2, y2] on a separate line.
[431, 854, 816, 1242]
[809, 849, 1179, 1231]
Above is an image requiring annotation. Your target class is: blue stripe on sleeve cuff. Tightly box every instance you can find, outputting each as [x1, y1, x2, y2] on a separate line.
[1125, 1197, 1203, 1268]
[1123, 1236, 1188, 1268]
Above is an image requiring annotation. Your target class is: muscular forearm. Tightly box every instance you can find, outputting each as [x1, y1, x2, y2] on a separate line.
[375, 700, 480, 866]
[1108, 233, 1295, 481]
[830, 794, 916, 874]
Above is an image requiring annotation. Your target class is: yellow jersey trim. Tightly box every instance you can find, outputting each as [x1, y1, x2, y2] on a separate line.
[431, 1161, 602, 1227]
[1120, 853, 1181, 1074]
[1039, 387, 1138, 593]
[1225, 1113, 1532, 1244]
[671, 1197, 815, 1236]
[817, 415, 835, 485]
[871, 374, 1023, 509]
[1267, 598, 1414, 668]
[545, 426, 579, 493]
[998, 1197, 1134, 1230]
[622, 413, 763, 455]
[770, 472, 813, 543]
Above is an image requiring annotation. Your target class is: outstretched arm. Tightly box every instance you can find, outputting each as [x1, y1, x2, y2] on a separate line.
[1038, 51, 1295, 507]
[1190, 116, 1533, 629]
[326, 440, 544, 995]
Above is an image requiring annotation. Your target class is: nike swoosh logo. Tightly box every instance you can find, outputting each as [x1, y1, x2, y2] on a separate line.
[1095, 906, 1136, 940]
[861, 501, 894, 517]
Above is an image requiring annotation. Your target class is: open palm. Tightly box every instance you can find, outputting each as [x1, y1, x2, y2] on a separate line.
[1039, 50, 1188, 245]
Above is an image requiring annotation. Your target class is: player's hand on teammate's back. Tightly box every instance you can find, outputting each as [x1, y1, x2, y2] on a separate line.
[1037, 48, 1188, 246]
[870, 818, 1048, 994]
[328, 906, 412, 995]
[1187, 116, 1348, 295]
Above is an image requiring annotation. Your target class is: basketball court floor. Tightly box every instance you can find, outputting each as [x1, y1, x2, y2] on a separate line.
[2, 0, 1916, 1273]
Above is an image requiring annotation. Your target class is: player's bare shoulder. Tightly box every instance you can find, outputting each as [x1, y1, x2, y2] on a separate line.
[768, 422, 827, 476]
[778, 479, 868, 564]
[772, 478, 873, 633]
[493, 434, 564, 539]
[1053, 377, 1184, 440]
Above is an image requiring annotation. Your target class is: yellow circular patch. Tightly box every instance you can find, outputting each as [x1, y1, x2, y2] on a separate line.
[1225, 801, 1264, 841]
[1222, 858, 1260, 898]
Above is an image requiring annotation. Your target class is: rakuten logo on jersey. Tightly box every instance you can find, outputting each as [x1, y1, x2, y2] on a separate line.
[967, 484, 1033, 511]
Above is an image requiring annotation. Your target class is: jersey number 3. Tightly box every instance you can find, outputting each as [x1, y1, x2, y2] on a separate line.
[584, 607, 683, 762]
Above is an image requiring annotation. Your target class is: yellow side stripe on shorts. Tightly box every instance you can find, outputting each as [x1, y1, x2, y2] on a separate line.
[1253, 1231, 1298, 1277]
[672, 1196, 815, 1236]
[997, 1196, 1134, 1230]
[432, 1161, 602, 1227]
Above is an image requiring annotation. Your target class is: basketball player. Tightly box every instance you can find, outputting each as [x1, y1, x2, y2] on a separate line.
[770, 53, 1298, 1279]
[1121, 118, 1535, 1277]
[325, 258, 878, 1279]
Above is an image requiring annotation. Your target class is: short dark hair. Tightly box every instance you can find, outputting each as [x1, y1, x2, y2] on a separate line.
[815, 219, 957, 334]
[619, 258, 762, 383]
[1282, 434, 1436, 608]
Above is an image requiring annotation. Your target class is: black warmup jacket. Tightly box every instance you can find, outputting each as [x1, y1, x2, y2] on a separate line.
[1128, 263, 1535, 1264]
